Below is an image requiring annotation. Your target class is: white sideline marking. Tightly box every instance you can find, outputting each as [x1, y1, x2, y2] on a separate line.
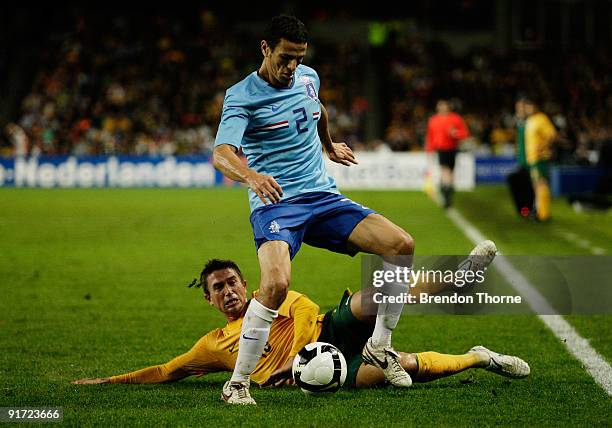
[554, 229, 608, 255]
[446, 208, 612, 396]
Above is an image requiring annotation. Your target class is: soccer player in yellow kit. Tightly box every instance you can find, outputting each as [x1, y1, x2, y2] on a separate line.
[72, 259, 529, 389]
[524, 98, 557, 222]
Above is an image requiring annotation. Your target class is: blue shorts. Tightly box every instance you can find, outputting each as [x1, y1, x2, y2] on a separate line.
[249, 192, 376, 259]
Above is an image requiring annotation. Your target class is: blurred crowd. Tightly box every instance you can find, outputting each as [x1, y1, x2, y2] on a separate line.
[382, 33, 612, 166]
[3, 10, 611, 165]
[2, 10, 366, 158]
[5, 11, 251, 158]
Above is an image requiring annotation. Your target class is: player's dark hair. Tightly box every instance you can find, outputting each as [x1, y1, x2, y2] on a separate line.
[264, 15, 308, 50]
[523, 94, 541, 107]
[188, 259, 244, 296]
[515, 92, 528, 103]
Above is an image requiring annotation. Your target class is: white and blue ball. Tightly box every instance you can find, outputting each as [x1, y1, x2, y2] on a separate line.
[292, 342, 347, 394]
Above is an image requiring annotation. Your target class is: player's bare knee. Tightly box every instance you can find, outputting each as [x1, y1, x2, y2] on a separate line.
[398, 352, 418, 374]
[390, 231, 414, 255]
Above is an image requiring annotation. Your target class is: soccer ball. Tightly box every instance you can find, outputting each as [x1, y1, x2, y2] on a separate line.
[292, 342, 347, 394]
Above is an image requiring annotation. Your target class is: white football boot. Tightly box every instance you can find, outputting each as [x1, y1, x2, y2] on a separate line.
[221, 380, 256, 405]
[362, 337, 412, 387]
[469, 346, 531, 378]
[458, 240, 498, 273]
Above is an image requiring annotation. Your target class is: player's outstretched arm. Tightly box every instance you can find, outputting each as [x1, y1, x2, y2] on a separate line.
[71, 347, 206, 385]
[213, 144, 283, 204]
[72, 323, 224, 385]
[71, 364, 190, 385]
[317, 104, 358, 167]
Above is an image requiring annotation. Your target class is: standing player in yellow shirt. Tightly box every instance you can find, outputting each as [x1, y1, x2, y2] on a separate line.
[72, 259, 529, 389]
[524, 98, 557, 221]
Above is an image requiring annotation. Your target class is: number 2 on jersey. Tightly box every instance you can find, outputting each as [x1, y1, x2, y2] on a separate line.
[293, 107, 309, 134]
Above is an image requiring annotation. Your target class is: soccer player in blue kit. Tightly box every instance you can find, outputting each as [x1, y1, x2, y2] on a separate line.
[213, 15, 496, 404]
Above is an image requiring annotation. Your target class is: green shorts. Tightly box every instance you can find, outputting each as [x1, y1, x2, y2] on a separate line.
[530, 160, 550, 179]
[316, 290, 373, 388]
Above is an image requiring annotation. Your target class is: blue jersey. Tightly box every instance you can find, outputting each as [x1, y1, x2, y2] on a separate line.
[214, 65, 339, 212]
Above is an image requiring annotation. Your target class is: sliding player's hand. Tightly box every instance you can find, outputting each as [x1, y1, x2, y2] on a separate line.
[71, 378, 110, 385]
[261, 359, 295, 387]
[328, 142, 358, 166]
[246, 171, 283, 205]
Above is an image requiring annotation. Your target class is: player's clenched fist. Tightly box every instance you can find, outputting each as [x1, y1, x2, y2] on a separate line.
[246, 171, 283, 205]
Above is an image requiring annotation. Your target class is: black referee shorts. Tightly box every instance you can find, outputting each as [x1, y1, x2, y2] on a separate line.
[438, 150, 458, 170]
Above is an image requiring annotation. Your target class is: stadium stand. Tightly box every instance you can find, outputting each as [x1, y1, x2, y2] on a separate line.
[1, 5, 611, 169]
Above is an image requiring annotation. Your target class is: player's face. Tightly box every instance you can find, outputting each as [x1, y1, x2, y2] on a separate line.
[436, 101, 450, 114]
[205, 268, 248, 319]
[262, 38, 307, 87]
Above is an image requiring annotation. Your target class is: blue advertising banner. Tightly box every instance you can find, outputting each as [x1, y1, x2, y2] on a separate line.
[0, 156, 221, 188]
[550, 165, 605, 197]
[475, 156, 517, 183]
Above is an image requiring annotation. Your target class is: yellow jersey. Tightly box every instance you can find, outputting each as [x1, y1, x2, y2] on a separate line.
[110, 290, 325, 385]
[525, 112, 556, 164]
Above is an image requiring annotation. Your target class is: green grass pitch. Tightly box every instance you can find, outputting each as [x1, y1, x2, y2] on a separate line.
[1, 186, 610, 426]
